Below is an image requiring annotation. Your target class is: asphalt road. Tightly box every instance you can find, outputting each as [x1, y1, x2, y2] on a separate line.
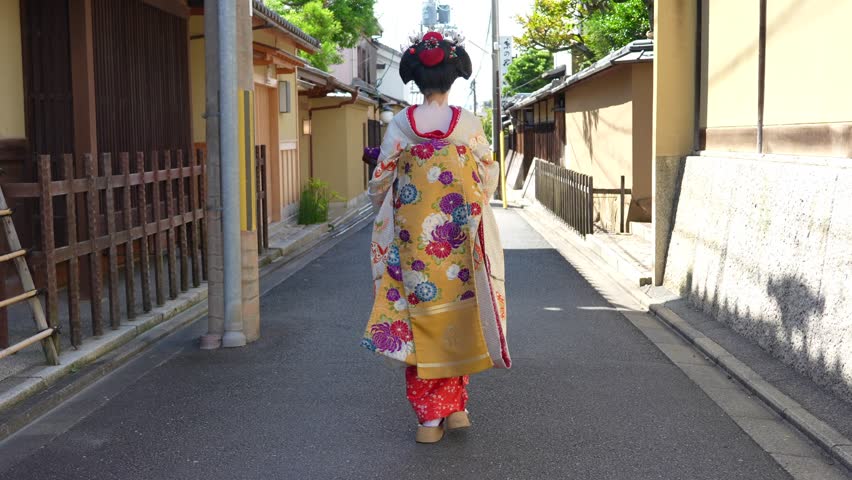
[0, 208, 791, 480]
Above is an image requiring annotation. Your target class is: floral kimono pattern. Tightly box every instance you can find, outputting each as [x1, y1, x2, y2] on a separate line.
[363, 106, 511, 380]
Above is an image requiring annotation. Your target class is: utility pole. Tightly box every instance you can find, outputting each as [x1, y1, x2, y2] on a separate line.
[490, 0, 505, 205]
[200, 0, 224, 350]
[472, 78, 477, 115]
[201, 0, 258, 349]
[237, 0, 260, 344]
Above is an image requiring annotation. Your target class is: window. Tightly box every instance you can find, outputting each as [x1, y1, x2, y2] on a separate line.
[278, 80, 291, 113]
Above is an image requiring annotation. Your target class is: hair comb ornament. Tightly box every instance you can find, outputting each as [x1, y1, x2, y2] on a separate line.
[398, 28, 472, 85]
[401, 28, 466, 53]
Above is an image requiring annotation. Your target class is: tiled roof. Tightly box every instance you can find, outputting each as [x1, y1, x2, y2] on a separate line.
[252, 0, 321, 50]
[508, 39, 654, 112]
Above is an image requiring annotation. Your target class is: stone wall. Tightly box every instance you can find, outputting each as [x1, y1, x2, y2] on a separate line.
[663, 153, 852, 402]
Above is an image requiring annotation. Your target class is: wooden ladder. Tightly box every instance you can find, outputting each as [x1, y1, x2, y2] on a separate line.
[0, 185, 60, 365]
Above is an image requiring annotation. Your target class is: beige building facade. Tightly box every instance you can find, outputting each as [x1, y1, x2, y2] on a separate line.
[188, 2, 320, 225]
[656, 0, 852, 402]
[507, 40, 654, 234]
[564, 62, 653, 231]
[699, 0, 852, 157]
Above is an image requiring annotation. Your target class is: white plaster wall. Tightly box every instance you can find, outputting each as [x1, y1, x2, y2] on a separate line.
[329, 47, 356, 84]
[663, 154, 852, 402]
[376, 47, 406, 101]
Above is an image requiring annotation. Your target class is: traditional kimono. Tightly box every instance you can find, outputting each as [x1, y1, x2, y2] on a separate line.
[362, 106, 510, 420]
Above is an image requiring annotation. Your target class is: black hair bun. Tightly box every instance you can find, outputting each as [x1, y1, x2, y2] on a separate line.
[455, 45, 472, 79]
[399, 32, 473, 93]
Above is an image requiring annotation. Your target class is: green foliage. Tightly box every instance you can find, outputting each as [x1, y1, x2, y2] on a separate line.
[298, 178, 341, 224]
[583, 0, 650, 60]
[515, 0, 651, 66]
[265, 0, 381, 72]
[325, 0, 382, 48]
[480, 108, 493, 145]
[503, 49, 554, 97]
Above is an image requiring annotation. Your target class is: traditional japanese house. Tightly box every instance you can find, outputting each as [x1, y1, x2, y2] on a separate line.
[0, 0, 203, 350]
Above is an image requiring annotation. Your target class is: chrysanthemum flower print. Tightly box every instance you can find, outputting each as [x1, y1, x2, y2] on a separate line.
[386, 287, 401, 302]
[411, 143, 435, 161]
[451, 204, 470, 226]
[399, 184, 419, 204]
[407, 292, 420, 305]
[421, 213, 450, 243]
[431, 221, 467, 249]
[370, 322, 403, 352]
[394, 298, 408, 311]
[425, 240, 452, 259]
[446, 264, 460, 280]
[387, 245, 400, 266]
[415, 281, 439, 302]
[439, 193, 464, 214]
[387, 264, 403, 281]
[391, 320, 413, 342]
[403, 269, 427, 291]
[427, 166, 442, 183]
[438, 171, 454, 185]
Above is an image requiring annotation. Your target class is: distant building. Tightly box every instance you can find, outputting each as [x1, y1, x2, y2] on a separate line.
[376, 43, 413, 105]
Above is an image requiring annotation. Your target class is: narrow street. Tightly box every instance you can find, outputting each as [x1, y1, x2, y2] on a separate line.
[0, 208, 793, 480]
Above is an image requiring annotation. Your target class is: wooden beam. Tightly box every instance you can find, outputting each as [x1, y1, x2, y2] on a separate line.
[0, 139, 27, 163]
[253, 42, 307, 68]
[143, 0, 189, 18]
[69, 0, 98, 166]
[253, 55, 274, 66]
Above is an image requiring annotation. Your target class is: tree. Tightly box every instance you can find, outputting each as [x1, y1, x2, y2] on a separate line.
[503, 49, 554, 97]
[265, 0, 381, 71]
[480, 108, 493, 145]
[276, 1, 343, 71]
[583, 0, 650, 60]
[514, 0, 652, 66]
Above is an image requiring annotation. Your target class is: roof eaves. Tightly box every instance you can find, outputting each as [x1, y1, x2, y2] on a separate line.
[541, 64, 566, 81]
[297, 64, 361, 98]
[554, 39, 654, 93]
[252, 0, 321, 52]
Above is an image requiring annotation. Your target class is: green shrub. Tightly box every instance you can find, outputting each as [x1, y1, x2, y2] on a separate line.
[298, 178, 341, 224]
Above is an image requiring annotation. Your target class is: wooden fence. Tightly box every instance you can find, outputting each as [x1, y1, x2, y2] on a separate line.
[520, 122, 564, 165]
[535, 159, 635, 235]
[0, 149, 206, 349]
[535, 159, 594, 236]
[256, 145, 269, 251]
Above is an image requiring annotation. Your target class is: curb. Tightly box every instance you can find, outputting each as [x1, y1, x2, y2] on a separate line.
[651, 302, 852, 472]
[584, 233, 653, 287]
[0, 291, 208, 442]
[259, 201, 371, 268]
[259, 223, 329, 268]
[0, 287, 207, 415]
[517, 202, 852, 473]
[0, 204, 374, 443]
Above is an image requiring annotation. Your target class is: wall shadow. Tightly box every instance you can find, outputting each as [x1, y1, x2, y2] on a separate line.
[674, 266, 849, 407]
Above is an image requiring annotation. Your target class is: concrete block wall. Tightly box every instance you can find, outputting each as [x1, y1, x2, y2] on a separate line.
[663, 153, 852, 403]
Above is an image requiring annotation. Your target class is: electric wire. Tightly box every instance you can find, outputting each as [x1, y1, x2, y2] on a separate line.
[465, 3, 492, 111]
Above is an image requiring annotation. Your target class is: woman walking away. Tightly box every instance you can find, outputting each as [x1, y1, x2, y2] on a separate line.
[362, 29, 511, 444]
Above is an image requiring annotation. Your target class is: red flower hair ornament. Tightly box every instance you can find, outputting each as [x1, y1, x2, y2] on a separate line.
[418, 32, 446, 67]
[399, 29, 471, 84]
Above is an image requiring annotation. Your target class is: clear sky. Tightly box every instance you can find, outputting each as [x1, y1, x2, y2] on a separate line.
[373, 0, 534, 111]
